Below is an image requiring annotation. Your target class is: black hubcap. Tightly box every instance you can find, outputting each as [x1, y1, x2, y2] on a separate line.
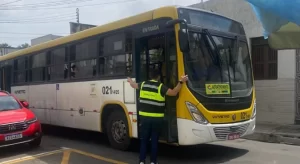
[111, 120, 127, 143]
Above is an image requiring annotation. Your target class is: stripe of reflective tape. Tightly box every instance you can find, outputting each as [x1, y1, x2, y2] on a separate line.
[139, 111, 164, 117]
[142, 84, 158, 89]
[139, 100, 165, 106]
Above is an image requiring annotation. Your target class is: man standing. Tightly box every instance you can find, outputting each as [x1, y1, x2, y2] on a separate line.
[127, 69, 188, 164]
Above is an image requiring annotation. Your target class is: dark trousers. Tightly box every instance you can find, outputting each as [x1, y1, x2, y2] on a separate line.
[139, 116, 163, 163]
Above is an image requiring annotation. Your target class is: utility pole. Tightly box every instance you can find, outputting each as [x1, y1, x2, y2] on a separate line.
[76, 8, 79, 23]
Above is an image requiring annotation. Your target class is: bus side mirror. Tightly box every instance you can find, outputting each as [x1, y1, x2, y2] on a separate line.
[165, 19, 190, 53]
[178, 29, 190, 53]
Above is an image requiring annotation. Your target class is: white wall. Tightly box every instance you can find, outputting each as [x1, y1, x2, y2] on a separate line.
[31, 34, 63, 46]
[0, 47, 21, 56]
[190, 0, 296, 125]
[278, 50, 296, 79]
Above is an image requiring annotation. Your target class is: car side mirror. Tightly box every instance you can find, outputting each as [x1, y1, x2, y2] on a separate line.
[21, 101, 29, 108]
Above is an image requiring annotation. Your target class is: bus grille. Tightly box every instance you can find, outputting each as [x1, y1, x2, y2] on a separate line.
[0, 122, 28, 134]
[213, 123, 249, 140]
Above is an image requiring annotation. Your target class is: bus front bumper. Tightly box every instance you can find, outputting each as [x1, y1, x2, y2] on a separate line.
[177, 117, 256, 145]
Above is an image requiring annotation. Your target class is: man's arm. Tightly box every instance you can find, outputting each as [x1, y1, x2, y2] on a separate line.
[165, 75, 188, 96]
[127, 77, 139, 89]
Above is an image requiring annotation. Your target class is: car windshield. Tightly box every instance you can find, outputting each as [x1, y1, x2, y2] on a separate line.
[184, 32, 253, 97]
[0, 96, 21, 111]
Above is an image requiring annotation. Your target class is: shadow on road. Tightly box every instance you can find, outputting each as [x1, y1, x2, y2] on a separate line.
[42, 124, 249, 163]
[0, 142, 62, 161]
[0, 125, 249, 164]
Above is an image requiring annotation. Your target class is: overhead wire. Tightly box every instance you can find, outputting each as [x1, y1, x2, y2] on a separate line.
[0, 0, 137, 10]
[2, 0, 97, 8]
[0, 0, 22, 6]
[0, 0, 137, 44]
[7, 11, 75, 20]
[0, 13, 75, 22]
[0, 18, 76, 23]
[0, 36, 43, 38]
[0, 32, 69, 35]
[0, 11, 76, 23]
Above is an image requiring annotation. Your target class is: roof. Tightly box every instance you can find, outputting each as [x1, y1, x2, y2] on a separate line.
[0, 6, 178, 62]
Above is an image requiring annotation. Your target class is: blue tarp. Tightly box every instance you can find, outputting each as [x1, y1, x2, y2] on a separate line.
[245, 0, 300, 39]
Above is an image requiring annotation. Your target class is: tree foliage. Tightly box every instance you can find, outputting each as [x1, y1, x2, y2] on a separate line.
[17, 43, 30, 48]
[0, 43, 11, 48]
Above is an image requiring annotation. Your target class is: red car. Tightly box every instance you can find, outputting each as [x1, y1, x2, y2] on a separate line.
[0, 90, 42, 148]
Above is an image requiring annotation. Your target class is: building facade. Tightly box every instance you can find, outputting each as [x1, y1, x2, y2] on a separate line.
[0, 47, 21, 56]
[31, 34, 63, 46]
[190, 0, 298, 125]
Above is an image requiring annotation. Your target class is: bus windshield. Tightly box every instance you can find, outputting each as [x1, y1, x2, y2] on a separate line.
[185, 32, 253, 97]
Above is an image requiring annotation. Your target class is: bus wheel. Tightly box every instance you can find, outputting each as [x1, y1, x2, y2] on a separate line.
[106, 111, 131, 150]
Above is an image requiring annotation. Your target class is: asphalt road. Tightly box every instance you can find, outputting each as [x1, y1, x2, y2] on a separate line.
[1, 125, 300, 164]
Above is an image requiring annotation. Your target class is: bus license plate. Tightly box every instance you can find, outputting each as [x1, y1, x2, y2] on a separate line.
[227, 133, 240, 140]
[5, 133, 23, 141]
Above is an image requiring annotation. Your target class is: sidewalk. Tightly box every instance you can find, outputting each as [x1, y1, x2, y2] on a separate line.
[242, 123, 300, 146]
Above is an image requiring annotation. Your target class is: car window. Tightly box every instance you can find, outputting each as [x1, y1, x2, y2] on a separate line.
[0, 96, 21, 111]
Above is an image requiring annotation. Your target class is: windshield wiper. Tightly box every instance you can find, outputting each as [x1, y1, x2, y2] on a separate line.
[231, 36, 239, 81]
[202, 29, 224, 82]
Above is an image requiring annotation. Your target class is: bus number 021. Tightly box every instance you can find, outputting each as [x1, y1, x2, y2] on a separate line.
[102, 86, 119, 95]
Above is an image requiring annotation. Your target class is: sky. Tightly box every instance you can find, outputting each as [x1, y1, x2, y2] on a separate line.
[0, 0, 208, 47]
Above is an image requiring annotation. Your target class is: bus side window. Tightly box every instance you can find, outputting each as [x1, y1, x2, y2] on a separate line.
[71, 63, 77, 78]
[64, 64, 68, 79]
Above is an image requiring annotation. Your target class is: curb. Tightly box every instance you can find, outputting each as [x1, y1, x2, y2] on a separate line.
[242, 132, 300, 146]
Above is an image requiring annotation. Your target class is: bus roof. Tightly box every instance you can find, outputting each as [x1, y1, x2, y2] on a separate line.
[0, 6, 178, 62]
[0, 6, 243, 62]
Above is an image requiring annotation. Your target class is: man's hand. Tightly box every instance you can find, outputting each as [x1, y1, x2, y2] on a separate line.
[166, 74, 188, 96]
[180, 75, 188, 83]
[127, 77, 138, 89]
[127, 77, 133, 83]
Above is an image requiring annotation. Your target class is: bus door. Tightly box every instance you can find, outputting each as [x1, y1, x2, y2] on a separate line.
[0, 66, 12, 92]
[135, 32, 178, 143]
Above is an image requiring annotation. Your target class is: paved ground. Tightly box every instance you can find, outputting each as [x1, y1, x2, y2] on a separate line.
[1, 125, 300, 164]
[243, 123, 300, 146]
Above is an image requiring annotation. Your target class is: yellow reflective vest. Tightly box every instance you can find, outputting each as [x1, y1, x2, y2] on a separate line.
[139, 80, 165, 117]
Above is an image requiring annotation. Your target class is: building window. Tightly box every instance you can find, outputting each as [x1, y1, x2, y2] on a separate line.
[251, 37, 278, 80]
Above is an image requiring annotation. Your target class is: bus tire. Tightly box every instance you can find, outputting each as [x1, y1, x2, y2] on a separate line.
[106, 111, 131, 151]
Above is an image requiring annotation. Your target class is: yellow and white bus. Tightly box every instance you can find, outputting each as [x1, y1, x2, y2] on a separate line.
[0, 6, 256, 150]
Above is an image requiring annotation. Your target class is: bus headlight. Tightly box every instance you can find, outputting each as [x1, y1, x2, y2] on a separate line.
[185, 102, 208, 125]
[251, 99, 256, 119]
